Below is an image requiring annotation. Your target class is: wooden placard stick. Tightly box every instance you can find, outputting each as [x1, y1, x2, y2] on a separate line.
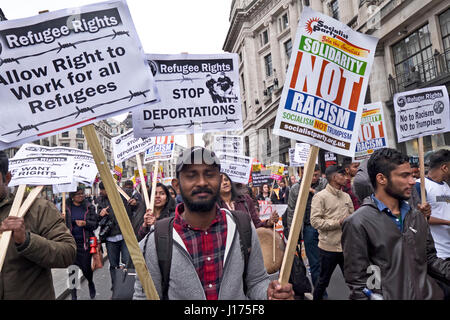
[83, 124, 159, 300]
[418, 137, 426, 204]
[148, 160, 159, 213]
[0, 184, 27, 272]
[279, 145, 319, 285]
[17, 186, 44, 218]
[116, 184, 130, 202]
[136, 154, 150, 209]
[269, 178, 276, 263]
[61, 192, 66, 216]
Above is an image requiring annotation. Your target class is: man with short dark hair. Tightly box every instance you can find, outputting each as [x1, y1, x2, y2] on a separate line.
[310, 165, 354, 300]
[342, 148, 450, 300]
[0, 151, 76, 299]
[342, 157, 361, 210]
[133, 147, 294, 300]
[416, 149, 450, 260]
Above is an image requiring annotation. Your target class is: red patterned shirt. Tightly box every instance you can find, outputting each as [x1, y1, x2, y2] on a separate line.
[173, 203, 228, 300]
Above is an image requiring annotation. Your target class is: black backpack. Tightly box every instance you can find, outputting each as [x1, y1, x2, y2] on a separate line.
[143, 210, 252, 300]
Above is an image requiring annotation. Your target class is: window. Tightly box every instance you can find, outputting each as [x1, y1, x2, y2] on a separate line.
[264, 54, 273, 77]
[243, 101, 247, 120]
[62, 131, 69, 138]
[267, 85, 274, 97]
[260, 29, 269, 47]
[392, 24, 433, 88]
[439, 8, 450, 70]
[331, 0, 339, 20]
[77, 143, 84, 150]
[61, 143, 70, 147]
[284, 39, 293, 59]
[279, 12, 289, 32]
[76, 127, 84, 138]
[240, 73, 246, 93]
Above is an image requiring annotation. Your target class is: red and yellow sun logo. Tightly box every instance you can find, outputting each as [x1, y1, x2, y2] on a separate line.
[305, 17, 321, 34]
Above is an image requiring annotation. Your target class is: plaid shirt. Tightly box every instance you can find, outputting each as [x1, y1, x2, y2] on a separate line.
[173, 203, 228, 300]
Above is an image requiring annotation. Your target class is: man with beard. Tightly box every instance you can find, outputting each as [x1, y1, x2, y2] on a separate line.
[133, 147, 294, 300]
[341, 148, 450, 300]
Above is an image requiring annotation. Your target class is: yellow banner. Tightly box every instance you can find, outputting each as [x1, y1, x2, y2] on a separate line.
[321, 35, 369, 58]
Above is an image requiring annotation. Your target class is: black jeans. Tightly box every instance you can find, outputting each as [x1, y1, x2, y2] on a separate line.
[313, 248, 344, 300]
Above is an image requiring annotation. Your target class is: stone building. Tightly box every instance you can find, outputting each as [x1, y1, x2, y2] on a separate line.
[220, 0, 450, 168]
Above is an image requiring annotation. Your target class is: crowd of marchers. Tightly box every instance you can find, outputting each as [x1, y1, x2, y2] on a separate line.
[0, 147, 449, 300]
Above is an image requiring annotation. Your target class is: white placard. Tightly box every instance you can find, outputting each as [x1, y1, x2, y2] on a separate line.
[217, 153, 252, 184]
[213, 135, 244, 155]
[132, 53, 242, 137]
[293, 143, 311, 165]
[112, 129, 155, 164]
[0, 0, 159, 149]
[14, 143, 97, 185]
[273, 7, 378, 157]
[288, 148, 302, 167]
[9, 155, 74, 186]
[355, 102, 389, 161]
[393, 86, 450, 142]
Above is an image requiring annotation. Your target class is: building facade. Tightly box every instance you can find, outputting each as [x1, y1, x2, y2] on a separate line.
[222, 0, 450, 168]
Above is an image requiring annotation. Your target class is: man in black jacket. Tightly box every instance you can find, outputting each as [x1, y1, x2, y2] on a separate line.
[97, 182, 132, 290]
[342, 148, 450, 300]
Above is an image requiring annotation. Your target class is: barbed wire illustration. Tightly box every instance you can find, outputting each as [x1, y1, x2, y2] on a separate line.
[0, 29, 130, 66]
[142, 116, 239, 131]
[2, 89, 155, 137]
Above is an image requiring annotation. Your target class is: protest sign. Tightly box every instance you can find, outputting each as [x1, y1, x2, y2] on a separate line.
[393, 86, 449, 143]
[324, 151, 337, 167]
[288, 148, 302, 167]
[112, 129, 155, 164]
[132, 53, 242, 137]
[113, 165, 123, 182]
[355, 102, 389, 161]
[252, 169, 271, 187]
[293, 143, 311, 165]
[143, 135, 175, 163]
[213, 135, 244, 155]
[273, 7, 378, 157]
[269, 163, 285, 181]
[14, 143, 98, 186]
[217, 153, 252, 185]
[259, 202, 288, 238]
[9, 155, 74, 186]
[0, 1, 159, 149]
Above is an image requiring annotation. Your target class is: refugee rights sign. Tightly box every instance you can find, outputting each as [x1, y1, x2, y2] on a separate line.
[355, 102, 389, 161]
[112, 129, 155, 164]
[217, 153, 252, 185]
[213, 135, 244, 156]
[0, 1, 159, 148]
[273, 7, 378, 157]
[9, 155, 74, 187]
[393, 86, 449, 143]
[132, 53, 242, 137]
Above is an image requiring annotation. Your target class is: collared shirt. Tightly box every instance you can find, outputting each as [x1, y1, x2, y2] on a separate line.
[173, 203, 227, 300]
[371, 194, 410, 232]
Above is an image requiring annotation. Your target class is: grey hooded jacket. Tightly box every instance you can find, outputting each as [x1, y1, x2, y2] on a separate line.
[133, 209, 270, 300]
[342, 197, 450, 300]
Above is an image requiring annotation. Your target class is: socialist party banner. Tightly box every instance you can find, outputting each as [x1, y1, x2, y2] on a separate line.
[144, 135, 175, 163]
[393, 86, 450, 143]
[355, 102, 389, 161]
[273, 7, 378, 156]
[132, 53, 243, 137]
[112, 129, 155, 164]
[9, 155, 74, 187]
[213, 135, 244, 156]
[217, 153, 252, 184]
[0, 1, 159, 149]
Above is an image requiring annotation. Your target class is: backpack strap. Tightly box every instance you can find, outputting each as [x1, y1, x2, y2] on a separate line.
[154, 216, 174, 300]
[229, 210, 252, 296]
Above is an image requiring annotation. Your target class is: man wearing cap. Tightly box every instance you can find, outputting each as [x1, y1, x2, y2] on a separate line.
[310, 164, 354, 300]
[133, 147, 294, 300]
[0, 151, 76, 299]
